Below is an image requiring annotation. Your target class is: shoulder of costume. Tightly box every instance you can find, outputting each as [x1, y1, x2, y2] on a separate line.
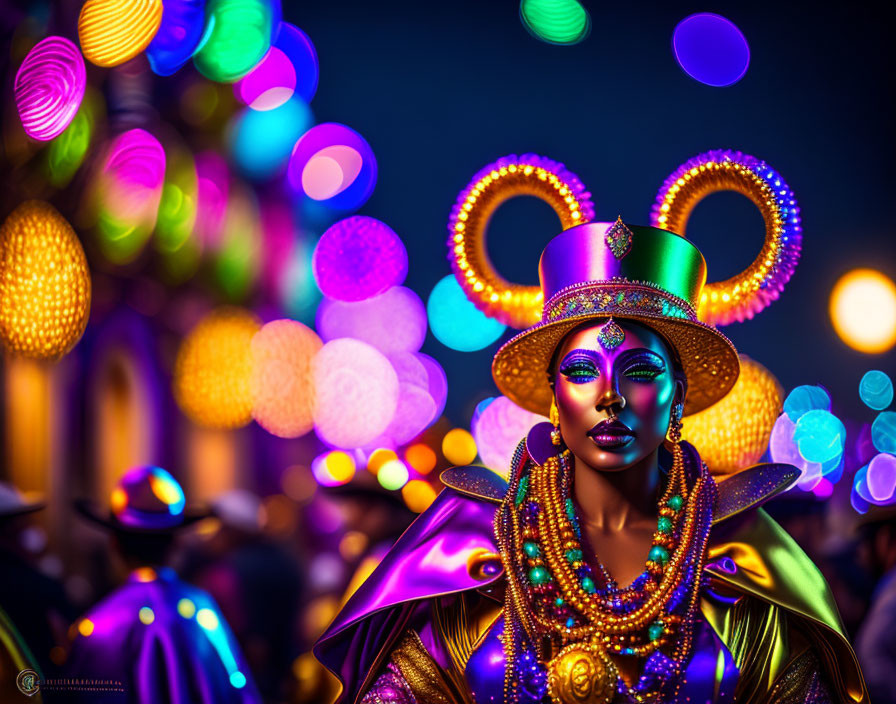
[711, 462, 799, 525]
[313, 477, 503, 703]
[706, 473, 868, 703]
[439, 464, 509, 503]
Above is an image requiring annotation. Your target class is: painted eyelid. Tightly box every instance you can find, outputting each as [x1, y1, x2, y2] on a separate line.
[559, 359, 599, 375]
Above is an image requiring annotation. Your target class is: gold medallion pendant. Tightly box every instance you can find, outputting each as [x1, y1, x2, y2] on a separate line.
[546, 641, 618, 704]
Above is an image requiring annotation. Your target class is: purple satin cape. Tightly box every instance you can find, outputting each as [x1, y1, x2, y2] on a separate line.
[314, 483, 741, 704]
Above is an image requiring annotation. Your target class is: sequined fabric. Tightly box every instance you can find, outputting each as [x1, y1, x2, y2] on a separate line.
[764, 650, 833, 704]
[361, 662, 417, 704]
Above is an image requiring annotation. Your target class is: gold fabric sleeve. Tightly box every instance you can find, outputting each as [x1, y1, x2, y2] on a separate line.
[705, 508, 867, 703]
[389, 630, 471, 704]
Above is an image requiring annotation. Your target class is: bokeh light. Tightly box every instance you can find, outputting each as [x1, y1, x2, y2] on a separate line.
[0, 201, 91, 360]
[519, 0, 590, 46]
[230, 97, 312, 180]
[681, 356, 783, 475]
[769, 414, 820, 489]
[315, 287, 426, 354]
[383, 382, 437, 446]
[193, 0, 278, 82]
[281, 464, 316, 504]
[311, 451, 355, 487]
[405, 444, 437, 474]
[442, 428, 478, 466]
[472, 396, 546, 476]
[866, 453, 896, 504]
[156, 139, 198, 257]
[78, 0, 163, 67]
[793, 409, 846, 464]
[146, 0, 208, 76]
[235, 22, 318, 110]
[402, 479, 437, 513]
[195, 151, 230, 248]
[830, 269, 896, 353]
[783, 385, 831, 423]
[251, 319, 322, 438]
[367, 448, 398, 475]
[860, 370, 893, 411]
[15, 36, 86, 141]
[46, 97, 95, 187]
[173, 308, 260, 429]
[377, 459, 409, 491]
[96, 128, 167, 264]
[872, 411, 896, 454]
[259, 197, 297, 300]
[416, 353, 448, 422]
[277, 233, 320, 324]
[672, 13, 750, 87]
[312, 338, 399, 449]
[428, 275, 506, 352]
[287, 123, 377, 210]
[213, 186, 261, 300]
[312, 217, 407, 302]
[389, 351, 429, 387]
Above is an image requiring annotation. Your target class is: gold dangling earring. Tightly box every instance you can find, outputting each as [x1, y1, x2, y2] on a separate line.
[666, 401, 684, 458]
[550, 398, 562, 446]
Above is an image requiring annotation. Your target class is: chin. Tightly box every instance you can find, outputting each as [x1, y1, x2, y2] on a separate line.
[573, 442, 646, 472]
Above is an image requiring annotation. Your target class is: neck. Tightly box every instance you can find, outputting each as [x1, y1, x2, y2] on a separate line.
[572, 448, 660, 531]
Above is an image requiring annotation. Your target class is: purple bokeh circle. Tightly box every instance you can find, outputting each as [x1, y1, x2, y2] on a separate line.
[312, 216, 408, 302]
[315, 286, 426, 353]
[672, 13, 750, 87]
[287, 122, 377, 211]
[235, 22, 318, 109]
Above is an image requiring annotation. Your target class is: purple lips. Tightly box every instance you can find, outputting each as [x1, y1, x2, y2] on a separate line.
[587, 418, 635, 450]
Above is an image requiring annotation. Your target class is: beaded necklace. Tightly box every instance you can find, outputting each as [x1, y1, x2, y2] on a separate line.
[495, 440, 716, 704]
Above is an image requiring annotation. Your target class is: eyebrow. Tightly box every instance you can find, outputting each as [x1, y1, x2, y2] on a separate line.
[558, 348, 600, 365]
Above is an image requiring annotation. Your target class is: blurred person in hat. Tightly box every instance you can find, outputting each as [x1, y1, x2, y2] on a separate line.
[65, 466, 261, 703]
[855, 505, 896, 703]
[315, 220, 867, 704]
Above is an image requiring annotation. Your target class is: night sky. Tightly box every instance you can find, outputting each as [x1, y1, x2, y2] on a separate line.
[288, 0, 895, 425]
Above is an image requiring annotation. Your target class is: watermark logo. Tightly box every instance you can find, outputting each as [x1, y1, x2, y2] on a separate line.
[16, 669, 39, 696]
[16, 670, 125, 696]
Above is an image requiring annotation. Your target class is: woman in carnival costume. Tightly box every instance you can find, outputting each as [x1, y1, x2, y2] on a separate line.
[314, 155, 868, 703]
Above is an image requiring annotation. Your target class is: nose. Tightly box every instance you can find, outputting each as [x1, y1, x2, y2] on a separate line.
[595, 380, 626, 416]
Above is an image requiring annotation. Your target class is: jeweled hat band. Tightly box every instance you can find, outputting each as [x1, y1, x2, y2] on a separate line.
[545, 281, 697, 325]
[538, 220, 707, 317]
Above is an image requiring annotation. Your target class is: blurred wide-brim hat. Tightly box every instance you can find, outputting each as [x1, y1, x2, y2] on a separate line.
[76, 465, 209, 534]
[492, 220, 740, 416]
[0, 482, 44, 518]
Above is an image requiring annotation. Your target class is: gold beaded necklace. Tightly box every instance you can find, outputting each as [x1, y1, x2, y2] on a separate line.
[497, 439, 716, 704]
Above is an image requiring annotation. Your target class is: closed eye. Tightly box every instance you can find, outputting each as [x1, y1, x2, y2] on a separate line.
[623, 363, 665, 382]
[559, 359, 599, 384]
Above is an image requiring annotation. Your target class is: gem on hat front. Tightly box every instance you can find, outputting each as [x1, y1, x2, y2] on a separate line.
[597, 318, 625, 350]
[605, 216, 633, 259]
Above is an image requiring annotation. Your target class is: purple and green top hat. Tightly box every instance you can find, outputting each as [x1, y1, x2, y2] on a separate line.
[77, 466, 208, 533]
[492, 218, 740, 416]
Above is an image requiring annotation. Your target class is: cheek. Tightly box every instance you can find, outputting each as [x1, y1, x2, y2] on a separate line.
[554, 380, 596, 417]
[622, 379, 675, 422]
